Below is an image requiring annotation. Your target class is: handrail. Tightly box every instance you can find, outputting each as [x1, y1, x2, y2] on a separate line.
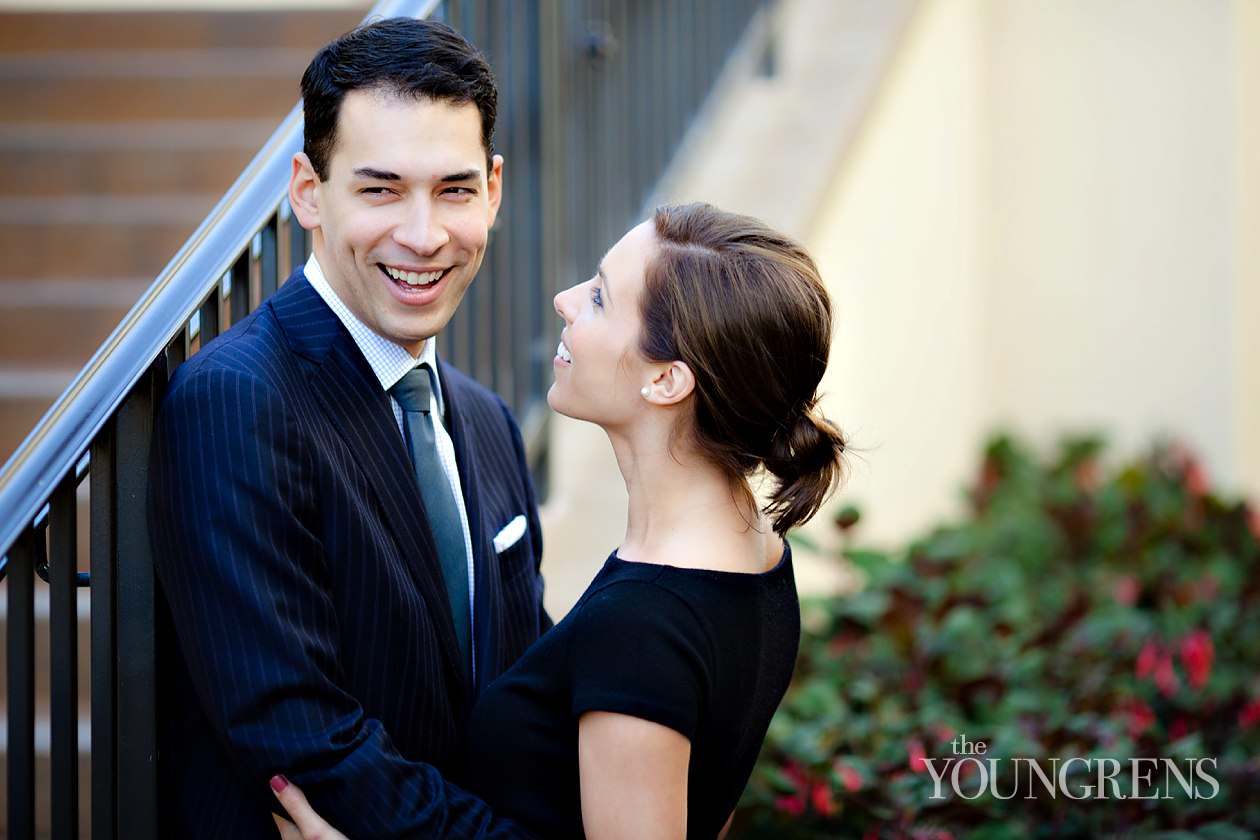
[0, 0, 440, 557]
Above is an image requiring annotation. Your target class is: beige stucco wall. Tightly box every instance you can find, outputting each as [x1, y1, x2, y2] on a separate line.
[802, 0, 1260, 554]
[804, 0, 990, 550]
[983, 0, 1237, 480]
[1233, 0, 1260, 504]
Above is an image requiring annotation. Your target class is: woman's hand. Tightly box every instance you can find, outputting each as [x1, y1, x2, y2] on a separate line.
[270, 776, 349, 840]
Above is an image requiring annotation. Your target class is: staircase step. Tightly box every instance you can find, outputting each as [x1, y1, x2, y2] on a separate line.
[0, 119, 274, 196]
[0, 67, 301, 123]
[0, 195, 213, 279]
[0, 307, 129, 366]
[0, 279, 145, 366]
[0, 223, 195, 279]
[0, 8, 367, 53]
[1, 277, 148, 308]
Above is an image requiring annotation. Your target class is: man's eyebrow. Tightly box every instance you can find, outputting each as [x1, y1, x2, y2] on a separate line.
[440, 169, 482, 183]
[353, 167, 400, 181]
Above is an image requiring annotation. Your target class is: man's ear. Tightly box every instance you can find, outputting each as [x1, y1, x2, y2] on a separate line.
[289, 152, 321, 231]
[486, 153, 504, 228]
[646, 361, 695, 406]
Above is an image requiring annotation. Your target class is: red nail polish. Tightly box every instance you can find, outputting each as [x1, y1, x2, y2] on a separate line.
[270, 775, 289, 793]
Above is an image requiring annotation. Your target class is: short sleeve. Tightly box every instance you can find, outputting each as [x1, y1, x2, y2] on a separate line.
[566, 580, 712, 739]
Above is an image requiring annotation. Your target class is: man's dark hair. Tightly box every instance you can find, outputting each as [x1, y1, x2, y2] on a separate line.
[300, 17, 498, 179]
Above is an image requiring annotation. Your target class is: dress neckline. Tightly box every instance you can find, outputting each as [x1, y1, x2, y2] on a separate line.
[609, 541, 792, 579]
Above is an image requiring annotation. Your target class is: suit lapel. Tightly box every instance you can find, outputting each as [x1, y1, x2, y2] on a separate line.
[272, 274, 471, 702]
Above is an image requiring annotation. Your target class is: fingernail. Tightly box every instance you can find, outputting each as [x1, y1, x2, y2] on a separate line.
[270, 775, 289, 793]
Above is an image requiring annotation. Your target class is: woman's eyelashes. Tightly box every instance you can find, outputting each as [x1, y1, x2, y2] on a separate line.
[591, 285, 604, 309]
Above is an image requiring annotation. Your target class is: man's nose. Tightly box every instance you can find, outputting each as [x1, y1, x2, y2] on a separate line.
[395, 201, 450, 255]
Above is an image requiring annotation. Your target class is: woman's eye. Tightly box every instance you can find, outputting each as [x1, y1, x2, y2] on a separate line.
[591, 287, 604, 308]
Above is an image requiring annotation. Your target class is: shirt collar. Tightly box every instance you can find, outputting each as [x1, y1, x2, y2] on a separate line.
[303, 254, 445, 411]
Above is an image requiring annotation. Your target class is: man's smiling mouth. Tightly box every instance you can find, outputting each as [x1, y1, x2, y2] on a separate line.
[382, 265, 446, 287]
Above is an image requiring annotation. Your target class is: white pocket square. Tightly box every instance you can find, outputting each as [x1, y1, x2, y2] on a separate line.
[493, 515, 528, 554]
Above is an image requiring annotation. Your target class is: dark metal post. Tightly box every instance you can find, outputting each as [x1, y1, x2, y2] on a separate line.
[284, 209, 305, 294]
[91, 424, 119, 840]
[230, 250, 251, 327]
[259, 215, 279, 310]
[198, 286, 221, 347]
[6, 530, 37, 840]
[114, 371, 161, 840]
[49, 472, 80, 840]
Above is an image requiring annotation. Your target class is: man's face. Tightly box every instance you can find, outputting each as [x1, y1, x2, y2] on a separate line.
[290, 89, 502, 355]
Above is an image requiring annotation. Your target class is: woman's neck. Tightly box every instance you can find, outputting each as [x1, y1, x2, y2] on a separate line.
[608, 430, 780, 574]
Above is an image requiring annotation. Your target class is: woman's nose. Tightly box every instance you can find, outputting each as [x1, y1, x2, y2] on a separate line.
[553, 286, 574, 320]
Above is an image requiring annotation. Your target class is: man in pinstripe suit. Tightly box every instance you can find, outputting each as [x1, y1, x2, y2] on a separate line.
[149, 18, 548, 838]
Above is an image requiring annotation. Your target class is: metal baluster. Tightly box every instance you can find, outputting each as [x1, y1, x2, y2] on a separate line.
[49, 472, 79, 840]
[7, 529, 37, 840]
[283, 207, 306, 296]
[91, 424, 118, 840]
[199, 286, 221, 347]
[259, 214, 279, 304]
[115, 371, 160, 840]
[231, 248, 251, 327]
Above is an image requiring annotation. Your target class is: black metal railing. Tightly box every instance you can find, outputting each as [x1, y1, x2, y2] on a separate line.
[0, 0, 773, 836]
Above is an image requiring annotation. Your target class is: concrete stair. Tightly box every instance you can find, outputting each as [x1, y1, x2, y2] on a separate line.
[0, 7, 368, 837]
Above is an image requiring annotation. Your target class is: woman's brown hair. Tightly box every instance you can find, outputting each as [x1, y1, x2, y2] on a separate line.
[640, 202, 846, 534]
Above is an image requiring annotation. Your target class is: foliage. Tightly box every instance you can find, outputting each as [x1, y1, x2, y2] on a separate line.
[733, 434, 1260, 838]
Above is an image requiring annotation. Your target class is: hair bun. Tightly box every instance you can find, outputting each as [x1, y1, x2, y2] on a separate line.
[763, 409, 847, 534]
[767, 410, 843, 477]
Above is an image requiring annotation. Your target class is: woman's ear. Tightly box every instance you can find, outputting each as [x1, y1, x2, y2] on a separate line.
[646, 361, 695, 406]
[288, 152, 321, 231]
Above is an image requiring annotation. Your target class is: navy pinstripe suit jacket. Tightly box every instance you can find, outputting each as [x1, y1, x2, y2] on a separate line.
[150, 271, 548, 838]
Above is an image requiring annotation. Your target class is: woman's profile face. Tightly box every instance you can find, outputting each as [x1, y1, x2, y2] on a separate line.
[549, 221, 658, 429]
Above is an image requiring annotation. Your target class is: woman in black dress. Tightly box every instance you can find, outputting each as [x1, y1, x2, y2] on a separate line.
[272, 202, 847, 838]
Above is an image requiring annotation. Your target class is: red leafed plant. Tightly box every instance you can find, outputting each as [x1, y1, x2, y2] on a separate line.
[733, 435, 1260, 838]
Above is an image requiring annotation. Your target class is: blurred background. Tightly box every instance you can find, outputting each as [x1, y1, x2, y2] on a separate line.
[0, 0, 1256, 836]
[545, 0, 1260, 610]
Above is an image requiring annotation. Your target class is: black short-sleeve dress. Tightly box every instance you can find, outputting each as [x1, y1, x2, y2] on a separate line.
[466, 544, 801, 839]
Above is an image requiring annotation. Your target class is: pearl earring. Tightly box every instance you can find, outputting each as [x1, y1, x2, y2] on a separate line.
[640, 386, 651, 398]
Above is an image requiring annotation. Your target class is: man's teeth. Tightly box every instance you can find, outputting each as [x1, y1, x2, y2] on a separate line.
[556, 340, 572, 363]
[385, 266, 444, 286]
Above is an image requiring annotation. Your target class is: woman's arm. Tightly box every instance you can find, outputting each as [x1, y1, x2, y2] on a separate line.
[578, 711, 690, 839]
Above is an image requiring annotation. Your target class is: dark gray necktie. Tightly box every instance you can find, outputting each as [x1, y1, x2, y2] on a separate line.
[390, 364, 471, 668]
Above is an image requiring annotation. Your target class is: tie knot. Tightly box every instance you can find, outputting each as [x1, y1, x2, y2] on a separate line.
[390, 365, 433, 414]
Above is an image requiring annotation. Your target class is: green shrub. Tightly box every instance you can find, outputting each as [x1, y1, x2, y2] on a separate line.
[733, 435, 1260, 838]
